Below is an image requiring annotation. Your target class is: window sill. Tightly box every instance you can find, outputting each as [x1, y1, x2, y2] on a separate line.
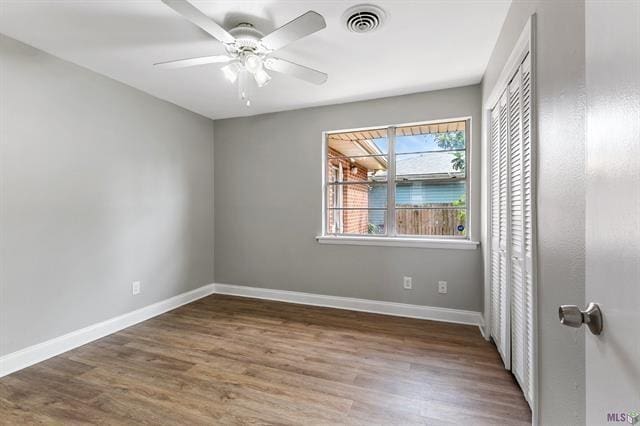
[316, 235, 479, 250]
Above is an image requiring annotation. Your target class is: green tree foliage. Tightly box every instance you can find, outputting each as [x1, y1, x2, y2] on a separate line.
[452, 194, 466, 232]
[451, 152, 465, 172]
[433, 131, 465, 150]
[368, 223, 382, 234]
[434, 131, 466, 173]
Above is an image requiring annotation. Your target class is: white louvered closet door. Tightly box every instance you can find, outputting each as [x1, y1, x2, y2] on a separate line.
[520, 54, 535, 406]
[489, 107, 501, 346]
[508, 64, 526, 394]
[489, 92, 510, 367]
[489, 53, 535, 408]
[510, 54, 535, 407]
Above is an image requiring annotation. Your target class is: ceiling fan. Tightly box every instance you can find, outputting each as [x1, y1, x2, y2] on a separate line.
[156, 0, 328, 107]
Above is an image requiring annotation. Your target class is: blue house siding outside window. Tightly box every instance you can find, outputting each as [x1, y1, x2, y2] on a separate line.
[368, 181, 465, 227]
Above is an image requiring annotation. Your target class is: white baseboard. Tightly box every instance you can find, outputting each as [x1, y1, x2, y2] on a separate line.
[213, 283, 483, 327]
[0, 283, 215, 378]
[479, 323, 490, 341]
[1, 282, 483, 378]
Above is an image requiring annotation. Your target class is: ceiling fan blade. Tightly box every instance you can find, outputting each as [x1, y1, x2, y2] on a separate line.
[154, 55, 232, 69]
[161, 0, 235, 44]
[264, 57, 327, 85]
[260, 11, 326, 51]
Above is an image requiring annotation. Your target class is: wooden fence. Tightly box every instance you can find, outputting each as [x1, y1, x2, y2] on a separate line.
[396, 205, 465, 236]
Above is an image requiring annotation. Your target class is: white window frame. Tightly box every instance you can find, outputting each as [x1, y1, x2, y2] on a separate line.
[317, 117, 479, 250]
[328, 163, 344, 233]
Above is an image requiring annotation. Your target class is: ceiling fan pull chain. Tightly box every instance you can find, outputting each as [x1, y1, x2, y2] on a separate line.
[238, 70, 252, 107]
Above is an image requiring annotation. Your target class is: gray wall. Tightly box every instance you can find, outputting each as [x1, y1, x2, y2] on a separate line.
[481, 1, 586, 424]
[214, 85, 483, 311]
[0, 35, 215, 356]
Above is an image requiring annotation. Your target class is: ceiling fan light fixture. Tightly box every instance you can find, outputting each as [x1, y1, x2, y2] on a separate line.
[221, 62, 242, 83]
[158, 1, 329, 107]
[244, 53, 263, 74]
[254, 68, 272, 87]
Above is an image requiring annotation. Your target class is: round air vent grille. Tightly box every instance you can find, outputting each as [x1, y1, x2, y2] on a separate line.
[343, 5, 386, 33]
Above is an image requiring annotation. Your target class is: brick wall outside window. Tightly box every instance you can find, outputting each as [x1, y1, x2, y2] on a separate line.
[327, 148, 372, 234]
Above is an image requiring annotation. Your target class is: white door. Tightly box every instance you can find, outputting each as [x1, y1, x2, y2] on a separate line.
[489, 49, 536, 408]
[490, 92, 510, 367]
[508, 54, 535, 406]
[585, 1, 640, 423]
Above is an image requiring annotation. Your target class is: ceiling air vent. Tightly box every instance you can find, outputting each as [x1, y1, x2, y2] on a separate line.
[343, 5, 386, 34]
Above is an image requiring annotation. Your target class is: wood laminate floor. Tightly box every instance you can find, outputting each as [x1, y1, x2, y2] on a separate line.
[0, 295, 531, 425]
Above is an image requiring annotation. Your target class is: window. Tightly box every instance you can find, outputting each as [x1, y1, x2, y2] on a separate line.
[322, 118, 470, 241]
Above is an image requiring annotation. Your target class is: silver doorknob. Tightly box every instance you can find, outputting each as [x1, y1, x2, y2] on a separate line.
[558, 303, 603, 335]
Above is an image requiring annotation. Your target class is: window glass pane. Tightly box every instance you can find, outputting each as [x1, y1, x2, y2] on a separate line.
[327, 155, 388, 182]
[395, 121, 466, 154]
[396, 151, 466, 179]
[328, 209, 386, 235]
[325, 119, 470, 240]
[396, 207, 466, 237]
[328, 182, 386, 209]
[395, 181, 466, 208]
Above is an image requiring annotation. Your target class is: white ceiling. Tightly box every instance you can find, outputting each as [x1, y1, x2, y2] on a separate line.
[0, 1, 511, 119]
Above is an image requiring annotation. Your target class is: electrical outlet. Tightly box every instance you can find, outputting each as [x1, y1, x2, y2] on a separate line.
[403, 276, 412, 290]
[438, 281, 448, 294]
[132, 281, 141, 295]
